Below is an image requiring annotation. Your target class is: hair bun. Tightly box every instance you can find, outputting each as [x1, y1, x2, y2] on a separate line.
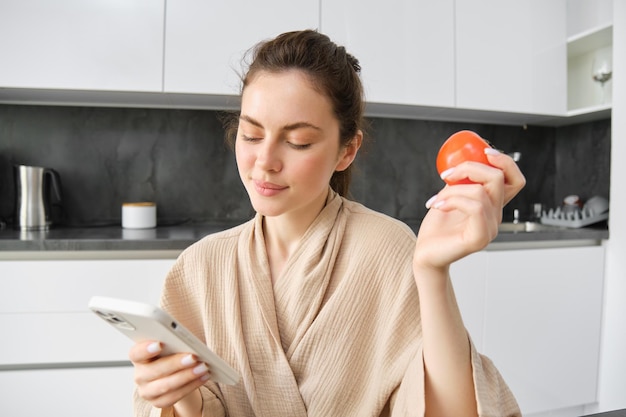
[347, 53, 361, 74]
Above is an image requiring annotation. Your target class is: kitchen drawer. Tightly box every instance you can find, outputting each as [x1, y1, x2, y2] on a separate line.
[0, 259, 173, 313]
[0, 312, 133, 365]
[0, 366, 135, 416]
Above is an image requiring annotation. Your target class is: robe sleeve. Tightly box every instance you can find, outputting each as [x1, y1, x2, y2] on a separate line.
[389, 339, 521, 417]
[469, 342, 521, 417]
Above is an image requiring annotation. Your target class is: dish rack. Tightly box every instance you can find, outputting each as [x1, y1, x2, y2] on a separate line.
[540, 207, 609, 228]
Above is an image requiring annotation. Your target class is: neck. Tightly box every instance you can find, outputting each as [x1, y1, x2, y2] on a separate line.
[262, 188, 330, 281]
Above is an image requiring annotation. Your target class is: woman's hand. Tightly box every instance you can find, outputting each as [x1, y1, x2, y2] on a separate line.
[414, 149, 525, 272]
[130, 341, 209, 415]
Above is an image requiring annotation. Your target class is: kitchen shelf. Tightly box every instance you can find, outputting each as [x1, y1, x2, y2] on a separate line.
[566, 103, 611, 118]
[567, 24, 613, 115]
[567, 24, 613, 58]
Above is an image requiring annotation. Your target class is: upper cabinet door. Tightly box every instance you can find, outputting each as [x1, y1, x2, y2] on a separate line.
[455, 0, 567, 115]
[0, 0, 164, 92]
[164, 0, 319, 95]
[320, 0, 455, 108]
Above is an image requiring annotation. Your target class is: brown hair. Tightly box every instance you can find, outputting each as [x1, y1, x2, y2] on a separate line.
[224, 30, 366, 197]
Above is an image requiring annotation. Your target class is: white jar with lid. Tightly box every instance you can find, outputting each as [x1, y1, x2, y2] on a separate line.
[122, 202, 157, 229]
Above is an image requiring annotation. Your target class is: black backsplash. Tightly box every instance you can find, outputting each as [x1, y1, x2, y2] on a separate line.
[0, 104, 611, 228]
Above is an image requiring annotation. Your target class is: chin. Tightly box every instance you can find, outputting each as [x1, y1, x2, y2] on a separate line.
[248, 198, 285, 218]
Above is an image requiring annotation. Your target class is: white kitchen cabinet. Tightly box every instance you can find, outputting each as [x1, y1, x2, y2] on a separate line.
[452, 245, 605, 416]
[0, 367, 135, 417]
[0, 258, 175, 416]
[566, 0, 613, 38]
[163, 0, 319, 95]
[0, 0, 164, 92]
[566, 0, 613, 114]
[321, 0, 455, 108]
[483, 246, 604, 415]
[455, 0, 567, 116]
[567, 26, 613, 112]
[0, 259, 172, 313]
[0, 259, 173, 364]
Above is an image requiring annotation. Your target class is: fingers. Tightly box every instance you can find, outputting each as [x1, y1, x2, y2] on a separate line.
[426, 160, 505, 244]
[439, 157, 504, 189]
[427, 184, 492, 211]
[430, 164, 504, 209]
[426, 184, 500, 236]
[129, 341, 211, 409]
[129, 340, 162, 363]
[416, 147, 524, 268]
[484, 149, 526, 205]
[433, 149, 525, 208]
[136, 356, 210, 409]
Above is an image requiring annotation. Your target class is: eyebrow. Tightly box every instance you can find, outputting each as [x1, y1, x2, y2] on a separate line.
[239, 114, 322, 132]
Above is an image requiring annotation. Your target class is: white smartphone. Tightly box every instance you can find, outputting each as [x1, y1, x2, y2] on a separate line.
[88, 295, 239, 385]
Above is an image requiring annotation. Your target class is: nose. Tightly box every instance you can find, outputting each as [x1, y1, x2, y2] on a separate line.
[255, 139, 282, 172]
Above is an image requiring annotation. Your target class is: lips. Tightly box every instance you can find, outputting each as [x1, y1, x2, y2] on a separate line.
[253, 180, 287, 197]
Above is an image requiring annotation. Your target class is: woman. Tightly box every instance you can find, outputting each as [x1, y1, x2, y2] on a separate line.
[130, 30, 525, 417]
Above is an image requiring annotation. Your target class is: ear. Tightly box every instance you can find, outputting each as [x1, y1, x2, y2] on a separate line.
[335, 130, 363, 172]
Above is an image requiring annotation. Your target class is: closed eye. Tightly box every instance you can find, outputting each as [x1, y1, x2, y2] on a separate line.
[287, 142, 311, 150]
[241, 135, 262, 143]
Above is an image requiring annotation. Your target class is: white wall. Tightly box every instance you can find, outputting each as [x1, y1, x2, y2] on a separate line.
[587, 0, 626, 413]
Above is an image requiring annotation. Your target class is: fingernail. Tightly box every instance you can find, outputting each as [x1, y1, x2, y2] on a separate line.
[193, 363, 209, 375]
[440, 167, 455, 180]
[181, 354, 195, 366]
[484, 147, 501, 156]
[425, 195, 438, 209]
[200, 374, 211, 382]
[433, 199, 446, 209]
[147, 342, 161, 354]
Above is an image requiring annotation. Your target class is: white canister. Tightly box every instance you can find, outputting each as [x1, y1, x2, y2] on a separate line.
[122, 202, 157, 229]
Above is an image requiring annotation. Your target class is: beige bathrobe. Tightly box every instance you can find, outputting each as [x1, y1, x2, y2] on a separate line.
[134, 190, 520, 417]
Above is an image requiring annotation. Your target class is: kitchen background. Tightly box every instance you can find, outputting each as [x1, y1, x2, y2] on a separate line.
[0, 103, 611, 230]
[1, 1, 624, 416]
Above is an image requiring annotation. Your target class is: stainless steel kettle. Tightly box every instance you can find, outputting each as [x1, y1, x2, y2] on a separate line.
[14, 165, 63, 230]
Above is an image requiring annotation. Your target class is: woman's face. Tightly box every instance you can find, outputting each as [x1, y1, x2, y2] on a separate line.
[235, 70, 357, 222]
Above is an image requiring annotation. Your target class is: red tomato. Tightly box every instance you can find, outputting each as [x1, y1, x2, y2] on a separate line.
[436, 130, 493, 185]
